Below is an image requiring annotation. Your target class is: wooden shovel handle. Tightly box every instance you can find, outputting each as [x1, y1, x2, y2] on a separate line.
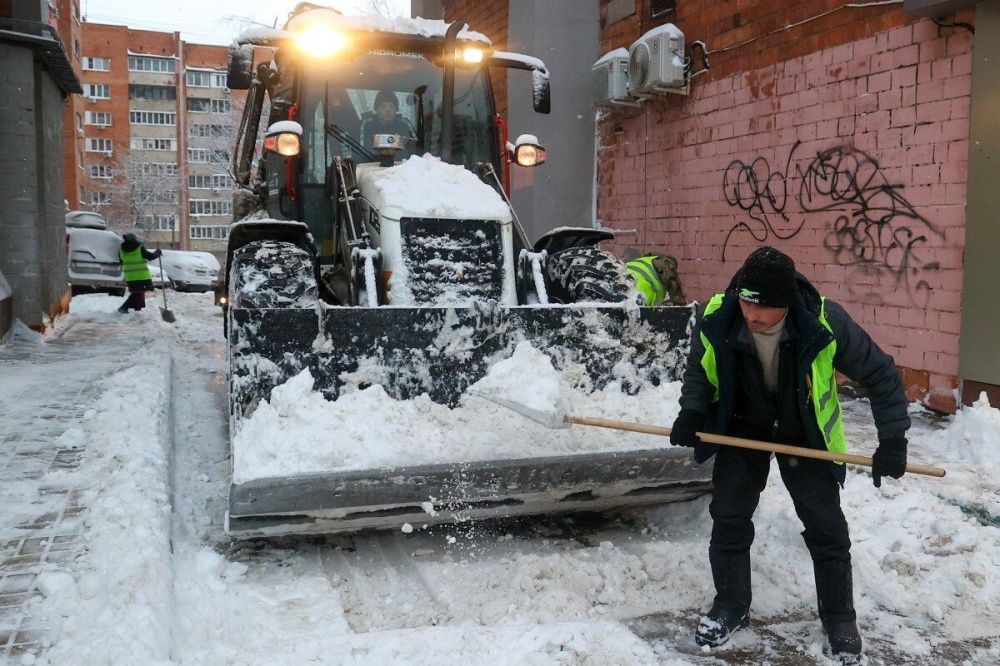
[565, 415, 946, 478]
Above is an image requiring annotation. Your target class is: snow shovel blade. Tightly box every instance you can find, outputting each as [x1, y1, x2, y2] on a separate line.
[159, 306, 176, 323]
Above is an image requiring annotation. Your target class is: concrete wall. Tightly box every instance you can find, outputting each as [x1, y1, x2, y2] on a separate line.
[0, 43, 69, 331]
[597, 0, 974, 411]
[959, 0, 1000, 406]
[506, 0, 601, 244]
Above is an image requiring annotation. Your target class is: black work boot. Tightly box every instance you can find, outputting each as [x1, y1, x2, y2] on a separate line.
[823, 620, 863, 664]
[695, 550, 751, 647]
[815, 559, 862, 663]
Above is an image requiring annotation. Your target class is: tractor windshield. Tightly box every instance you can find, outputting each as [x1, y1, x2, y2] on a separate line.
[299, 48, 499, 183]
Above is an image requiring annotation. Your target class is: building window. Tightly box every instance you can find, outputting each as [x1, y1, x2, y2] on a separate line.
[141, 215, 178, 231]
[131, 137, 176, 151]
[73, 1, 80, 21]
[650, 0, 676, 18]
[85, 138, 113, 154]
[189, 174, 233, 189]
[90, 191, 112, 206]
[128, 56, 176, 73]
[128, 84, 176, 101]
[129, 110, 176, 126]
[189, 200, 232, 217]
[84, 83, 110, 100]
[88, 165, 113, 179]
[82, 57, 111, 71]
[186, 98, 232, 113]
[189, 225, 231, 240]
[74, 39, 80, 60]
[135, 163, 179, 177]
[186, 70, 228, 89]
[189, 124, 232, 138]
[150, 190, 179, 204]
[85, 111, 112, 126]
[188, 148, 230, 163]
[75, 113, 83, 131]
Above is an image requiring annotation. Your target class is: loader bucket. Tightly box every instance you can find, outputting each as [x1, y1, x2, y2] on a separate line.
[226, 303, 711, 537]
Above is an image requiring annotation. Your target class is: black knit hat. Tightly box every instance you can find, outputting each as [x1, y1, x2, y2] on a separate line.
[374, 89, 398, 109]
[737, 246, 796, 308]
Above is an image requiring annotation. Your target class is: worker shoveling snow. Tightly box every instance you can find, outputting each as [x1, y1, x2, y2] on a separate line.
[232, 342, 676, 483]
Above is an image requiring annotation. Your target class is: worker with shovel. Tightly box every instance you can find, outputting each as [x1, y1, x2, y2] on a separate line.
[670, 246, 910, 664]
[117, 233, 162, 314]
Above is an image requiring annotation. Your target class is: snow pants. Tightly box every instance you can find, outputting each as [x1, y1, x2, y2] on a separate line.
[120, 287, 147, 311]
[708, 446, 855, 622]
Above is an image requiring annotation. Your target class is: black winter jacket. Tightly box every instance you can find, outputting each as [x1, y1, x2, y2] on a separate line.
[678, 271, 910, 483]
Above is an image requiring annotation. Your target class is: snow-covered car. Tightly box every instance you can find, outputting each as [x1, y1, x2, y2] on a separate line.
[65, 211, 125, 296]
[148, 263, 172, 289]
[160, 250, 220, 292]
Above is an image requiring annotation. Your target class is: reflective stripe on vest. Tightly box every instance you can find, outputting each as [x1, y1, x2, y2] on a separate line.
[698, 293, 847, 458]
[626, 256, 666, 306]
[119, 247, 152, 282]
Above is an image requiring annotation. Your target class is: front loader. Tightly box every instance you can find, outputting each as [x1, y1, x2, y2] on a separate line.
[222, 5, 710, 538]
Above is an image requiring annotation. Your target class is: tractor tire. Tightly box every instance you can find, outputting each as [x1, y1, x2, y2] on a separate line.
[228, 240, 318, 309]
[545, 246, 633, 304]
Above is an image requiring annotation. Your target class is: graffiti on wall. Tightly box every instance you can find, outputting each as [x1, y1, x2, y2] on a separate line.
[722, 141, 943, 307]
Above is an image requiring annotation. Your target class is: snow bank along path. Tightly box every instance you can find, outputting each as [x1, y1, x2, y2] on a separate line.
[232, 341, 682, 482]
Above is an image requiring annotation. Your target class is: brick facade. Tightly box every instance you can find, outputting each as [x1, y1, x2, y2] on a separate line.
[596, 1, 975, 412]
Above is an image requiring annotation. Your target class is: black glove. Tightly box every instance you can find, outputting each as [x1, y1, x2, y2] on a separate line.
[871, 436, 907, 488]
[670, 409, 706, 448]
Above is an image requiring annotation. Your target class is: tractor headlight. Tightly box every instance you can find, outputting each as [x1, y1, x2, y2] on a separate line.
[294, 26, 348, 58]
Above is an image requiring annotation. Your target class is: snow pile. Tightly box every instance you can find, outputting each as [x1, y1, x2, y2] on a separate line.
[356, 155, 511, 221]
[232, 341, 683, 483]
[38, 360, 175, 665]
[595, 47, 629, 66]
[471, 341, 569, 428]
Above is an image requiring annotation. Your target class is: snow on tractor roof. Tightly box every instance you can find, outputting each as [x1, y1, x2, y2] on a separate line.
[356, 154, 510, 221]
[236, 9, 491, 47]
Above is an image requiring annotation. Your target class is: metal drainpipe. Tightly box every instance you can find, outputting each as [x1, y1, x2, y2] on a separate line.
[177, 33, 188, 250]
[440, 20, 465, 164]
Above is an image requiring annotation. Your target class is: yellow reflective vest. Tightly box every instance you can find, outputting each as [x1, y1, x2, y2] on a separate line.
[699, 293, 847, 458]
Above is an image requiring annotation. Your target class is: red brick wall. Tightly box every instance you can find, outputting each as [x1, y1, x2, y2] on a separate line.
[598, 2, 975, 411]
[54, 0, 83, 208]
[79, 23, 131, 203]
[441, 0, 508, 117]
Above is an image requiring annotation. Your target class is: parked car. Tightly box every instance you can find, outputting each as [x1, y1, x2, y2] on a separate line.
[148, 262, 172, 289]
[65, 211, 125, 296]
[160, 250, 220, 292]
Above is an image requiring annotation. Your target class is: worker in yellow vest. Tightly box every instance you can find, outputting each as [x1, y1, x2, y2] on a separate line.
[669, 246, 909, 664]
[117, 233, 162, 314]
[626, 254, 686, 306]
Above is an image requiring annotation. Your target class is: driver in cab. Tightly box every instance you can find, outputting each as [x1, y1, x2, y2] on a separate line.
[360, 89, 416, 155]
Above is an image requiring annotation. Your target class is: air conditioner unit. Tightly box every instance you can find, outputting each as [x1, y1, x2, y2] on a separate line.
[628, 24, 687, 96]
[591, 48, 638, 108]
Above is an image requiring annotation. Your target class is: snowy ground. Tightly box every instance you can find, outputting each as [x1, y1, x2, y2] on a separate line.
[1, 292, 999, 664]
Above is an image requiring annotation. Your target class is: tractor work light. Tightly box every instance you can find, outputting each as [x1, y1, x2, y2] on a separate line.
[462, 47, 484, 63]
[264, 132, 301, 157]
[264, 121, 304, 157]
[515, 144, 545, 166]
[294, 25, 348, 58]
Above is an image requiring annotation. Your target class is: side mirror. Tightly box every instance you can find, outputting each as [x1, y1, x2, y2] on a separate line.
[532, 69, 551, 114]
[264, 121, 303, 157]
[227, 44, 254, 90]
[513, 133, 546, 167]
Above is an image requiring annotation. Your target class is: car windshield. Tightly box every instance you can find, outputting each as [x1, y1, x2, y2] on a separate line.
[299, 48, 498, 183]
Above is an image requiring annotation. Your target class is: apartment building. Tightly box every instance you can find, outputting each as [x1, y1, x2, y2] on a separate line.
[78, 22, 243, 258]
